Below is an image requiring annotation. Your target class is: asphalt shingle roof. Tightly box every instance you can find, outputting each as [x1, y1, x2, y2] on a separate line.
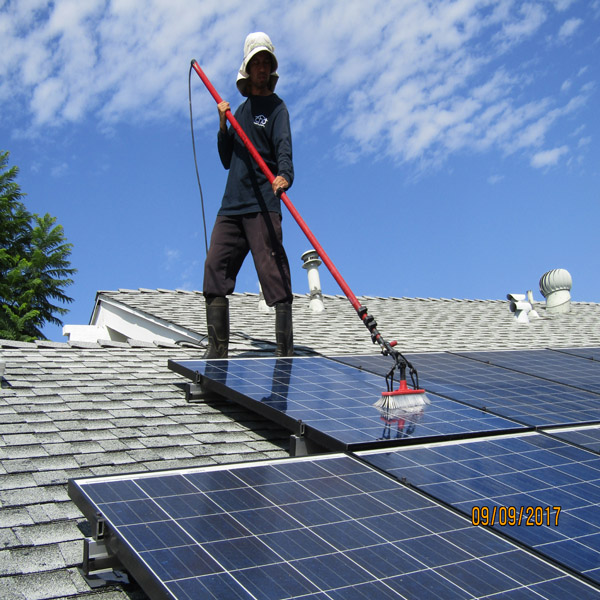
[2, 288, 600, 599]
[99, 288, 600, 353]
[0, 339, 288, 600]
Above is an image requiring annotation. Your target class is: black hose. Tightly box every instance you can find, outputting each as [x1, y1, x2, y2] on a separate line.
[188, 64, 209, 255]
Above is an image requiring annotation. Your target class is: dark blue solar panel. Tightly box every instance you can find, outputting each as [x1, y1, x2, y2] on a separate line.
[169, 357, 524, 450]
[554, 348, 600, 361]
[333, 353, 600, 427]
[360, 432, 600, 585]
[550, 425, 600, 454]
[70, 454, 600, 599]
[457, 349, 600, 395]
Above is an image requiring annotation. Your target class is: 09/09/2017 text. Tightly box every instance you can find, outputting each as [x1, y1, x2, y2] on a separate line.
[471, 505, 561, 527]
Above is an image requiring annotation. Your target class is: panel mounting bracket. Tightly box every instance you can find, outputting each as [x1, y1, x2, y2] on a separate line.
[79, 514, 127, 586]
[82, 537, 124, 577]
[186, 382, 209, 402]
[289, 433, 327, 457]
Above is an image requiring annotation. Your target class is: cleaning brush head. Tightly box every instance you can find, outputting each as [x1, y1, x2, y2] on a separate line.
[374, 379, 431, 411]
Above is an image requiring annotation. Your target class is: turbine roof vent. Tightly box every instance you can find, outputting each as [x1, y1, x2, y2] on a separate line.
[539, 268, 572, 314]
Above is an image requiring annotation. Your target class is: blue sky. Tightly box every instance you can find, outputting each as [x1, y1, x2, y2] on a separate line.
[1, 0, 599, 341]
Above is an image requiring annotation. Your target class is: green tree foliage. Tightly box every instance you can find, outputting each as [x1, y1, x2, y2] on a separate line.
[0, 151, 76, 341]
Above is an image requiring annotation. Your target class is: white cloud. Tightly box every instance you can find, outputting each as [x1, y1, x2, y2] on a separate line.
[163, 247, 185, 273]
[530, 145, 569, 168]
[164, 248, 181, 262]
[50, 161, 69, 177]
[561, 78, 572, 91]
[578, 136, 591, 147]
[549, 0, 577, 11]
[178, 259, 201, 291]
[30, 77, 67, 124]
[0, 0, 594, 171]
[558, 17, 583, 40]
[497, 2, 547, 46]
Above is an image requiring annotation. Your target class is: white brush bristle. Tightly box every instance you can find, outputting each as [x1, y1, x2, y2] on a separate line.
[374, 391, 430, 413]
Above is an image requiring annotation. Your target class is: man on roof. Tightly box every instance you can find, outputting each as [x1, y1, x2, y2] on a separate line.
[202, 32, 294, 359]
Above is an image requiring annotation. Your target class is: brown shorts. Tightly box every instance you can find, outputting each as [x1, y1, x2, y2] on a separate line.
[203, 212, 293, 306]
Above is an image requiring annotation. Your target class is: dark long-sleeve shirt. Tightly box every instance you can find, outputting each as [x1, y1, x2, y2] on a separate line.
[217, 94, 293, 215]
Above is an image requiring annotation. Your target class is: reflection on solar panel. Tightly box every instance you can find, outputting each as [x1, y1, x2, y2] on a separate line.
[550, 425, 600, 454]
[458, 349, 600, 395]
[360, 432, 600, 586]
[333, 353, 600, 427]
[69, 453, 600, 599]
[168, 357, 524, 451]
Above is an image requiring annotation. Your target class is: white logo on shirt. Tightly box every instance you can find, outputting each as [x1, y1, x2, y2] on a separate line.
[254, 115, 268, 127]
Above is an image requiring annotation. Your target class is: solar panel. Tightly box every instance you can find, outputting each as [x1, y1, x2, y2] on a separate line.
[69, 453, 600, 599]
[549, 425, 600, 454]
[457, 349, 600, 395]
[168, 356, 525, 451]
[330, 354, 403, 378]
[333, 353, 600, 428]
[554, 348, 600, 361]
[360, 431, 600, 586]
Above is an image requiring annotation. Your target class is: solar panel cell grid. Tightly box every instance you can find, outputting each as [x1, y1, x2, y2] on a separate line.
[550, 425, 600, 454]
[360, 432, 600, 586]
[70, 454, 600, 599]
[68, 350, 600, 598]
[171, 357, 525, 450]
[456, 349, 600, 396]
[333, 353, 600, 427]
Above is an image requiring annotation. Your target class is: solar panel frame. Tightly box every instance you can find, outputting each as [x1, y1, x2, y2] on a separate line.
[168, 356, 526, 452]
[69, 453, 600, 600]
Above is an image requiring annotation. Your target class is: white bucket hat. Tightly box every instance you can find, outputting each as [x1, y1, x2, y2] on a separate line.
[236, 32, 279, 97]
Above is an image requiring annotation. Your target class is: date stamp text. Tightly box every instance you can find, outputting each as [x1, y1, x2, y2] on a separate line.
[471, 505, 561, 527]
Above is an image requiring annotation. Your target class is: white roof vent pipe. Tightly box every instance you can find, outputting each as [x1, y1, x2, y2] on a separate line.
[258, 284, 275, 313]
[526, 290, 540, 320]
[507, 293, 534, 323]
[539, 268, 572, 314]
[301, 249, 325, 313]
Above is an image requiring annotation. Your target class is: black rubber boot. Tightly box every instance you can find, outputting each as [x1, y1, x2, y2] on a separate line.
[275, 302, 294, 357]
[203, 296, 229, 359]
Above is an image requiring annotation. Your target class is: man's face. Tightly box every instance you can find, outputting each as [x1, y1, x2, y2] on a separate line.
[247, 51, 272, 91]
